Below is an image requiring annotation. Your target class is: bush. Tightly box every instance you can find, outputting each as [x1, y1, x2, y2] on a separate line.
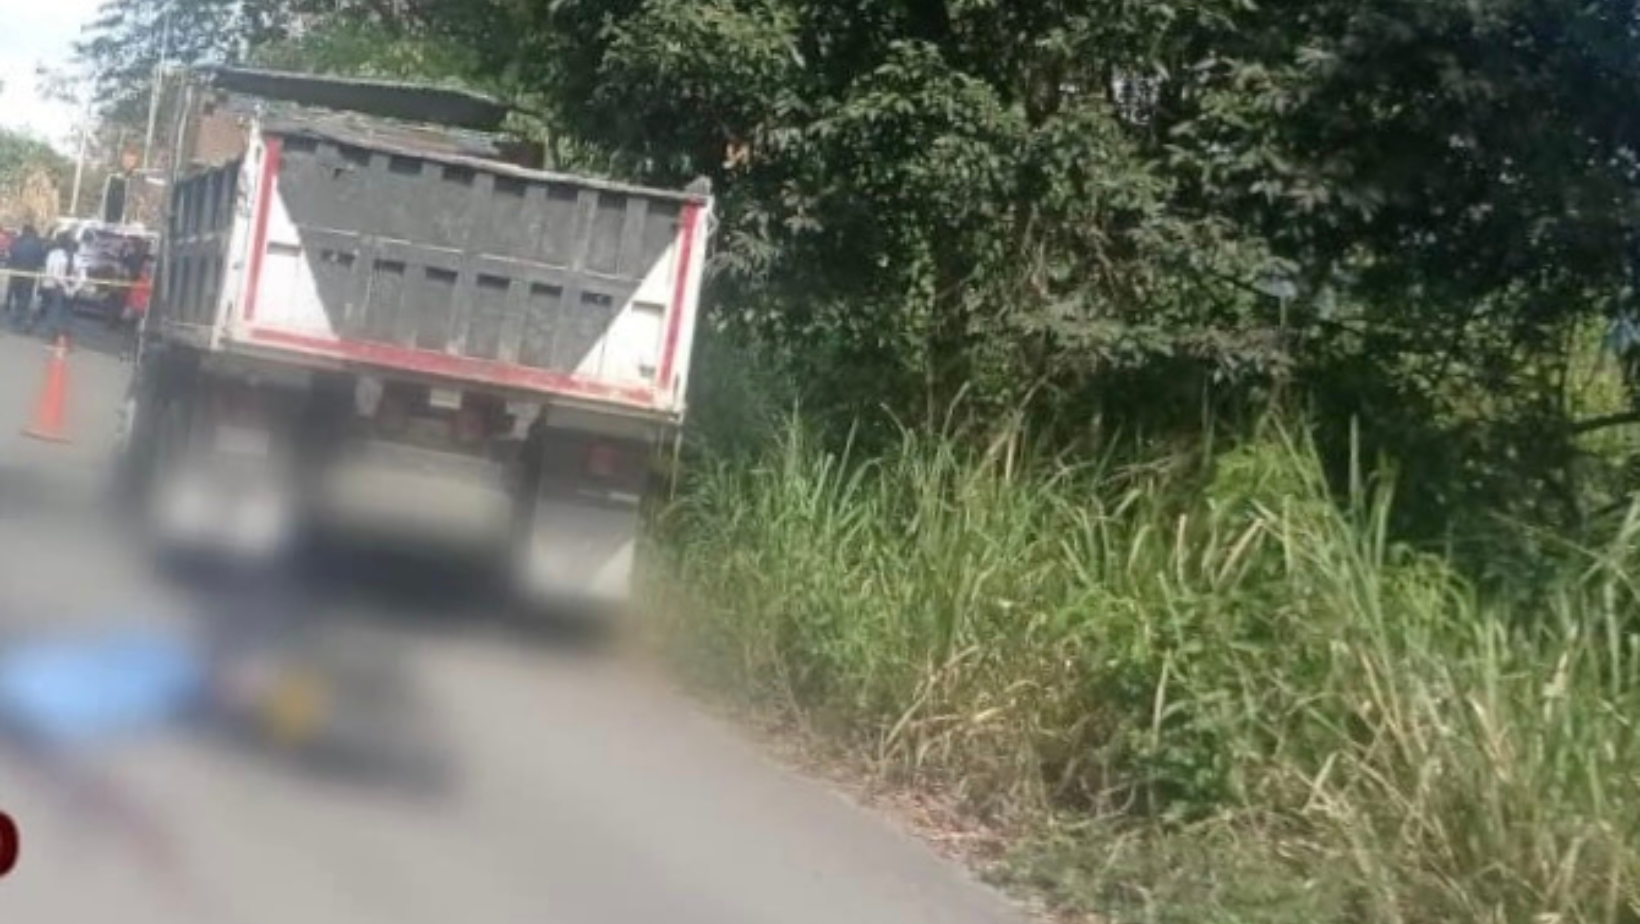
[656, 419, 1640, 924]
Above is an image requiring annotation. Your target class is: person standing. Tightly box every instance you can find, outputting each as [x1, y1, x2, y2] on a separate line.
[120, 256, 154, 362]
[5, 225, 46, 327]
[34, 232, 83, 342]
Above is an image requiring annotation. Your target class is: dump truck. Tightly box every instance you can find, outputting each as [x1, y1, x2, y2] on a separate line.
[115, 67, 713, 616]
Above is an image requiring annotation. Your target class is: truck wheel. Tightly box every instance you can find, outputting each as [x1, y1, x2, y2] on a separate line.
[144, 396, 198, 571]
[113, 349, 195, 514]
[109, 390, 145, 515]
[111, 377, 165, 520]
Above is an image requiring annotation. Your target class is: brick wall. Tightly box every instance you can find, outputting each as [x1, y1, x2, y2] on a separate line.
[188, 99, 250, 167]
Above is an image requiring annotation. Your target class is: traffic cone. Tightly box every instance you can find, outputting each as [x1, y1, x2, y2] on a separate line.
[22, 335, 71, 444]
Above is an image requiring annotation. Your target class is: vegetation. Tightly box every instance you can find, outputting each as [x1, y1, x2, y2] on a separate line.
[0, 129, 69, 227]
[74, 0, 1640, 919]
[658, 418, 1640, 922]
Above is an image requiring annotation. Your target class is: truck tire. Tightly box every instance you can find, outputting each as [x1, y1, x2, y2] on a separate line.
[144, 393, 202, 574]
[116, 348, 216, 574]
[110, 350, 190, 520]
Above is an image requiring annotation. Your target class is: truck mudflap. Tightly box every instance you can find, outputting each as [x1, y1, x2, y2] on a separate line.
[514, 500, 642, 605]
[512, 422, 653, 608]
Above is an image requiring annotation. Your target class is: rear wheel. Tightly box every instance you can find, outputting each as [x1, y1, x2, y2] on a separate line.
[145, 392, 206, 573]
[110, 351, 187, 520]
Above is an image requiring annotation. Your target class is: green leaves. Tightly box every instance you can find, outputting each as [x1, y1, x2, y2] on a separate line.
[0, 129, 71, 225]
[0, 130, 69, 185]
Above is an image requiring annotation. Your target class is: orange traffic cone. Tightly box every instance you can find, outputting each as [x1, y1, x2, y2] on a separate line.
[22, 335, 71, 444]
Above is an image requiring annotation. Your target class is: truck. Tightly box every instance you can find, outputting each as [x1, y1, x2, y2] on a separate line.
[114, 67, 713, 618]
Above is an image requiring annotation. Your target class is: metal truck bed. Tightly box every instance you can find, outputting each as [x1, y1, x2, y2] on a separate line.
[159, 101, 711, 421]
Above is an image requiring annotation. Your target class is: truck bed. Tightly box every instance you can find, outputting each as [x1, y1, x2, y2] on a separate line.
[160, 110, 710, 420]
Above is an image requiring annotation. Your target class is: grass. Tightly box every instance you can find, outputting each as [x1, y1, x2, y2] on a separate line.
[651, 418, 1640, 924]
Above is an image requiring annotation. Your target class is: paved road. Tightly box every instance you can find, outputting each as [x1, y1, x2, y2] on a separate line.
[0, 321, 1027, 924]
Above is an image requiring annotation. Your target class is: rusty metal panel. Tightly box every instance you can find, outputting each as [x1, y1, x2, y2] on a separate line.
[187, 100, 250, 167]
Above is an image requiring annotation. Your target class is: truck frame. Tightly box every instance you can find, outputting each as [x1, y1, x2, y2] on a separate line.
[116, 67, 714, 613]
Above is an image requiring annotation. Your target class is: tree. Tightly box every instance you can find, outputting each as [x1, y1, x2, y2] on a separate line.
[73, 0, 435, 121]
[0, 129, 71, 226]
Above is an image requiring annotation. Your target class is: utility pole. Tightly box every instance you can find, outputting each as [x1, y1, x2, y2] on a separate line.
[141, 4, 173, 171]
[67, 98, 92, 217]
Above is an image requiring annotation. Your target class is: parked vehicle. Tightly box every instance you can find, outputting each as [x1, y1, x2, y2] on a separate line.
[50, 219, 158, 321]
[116, 67, 714, 620]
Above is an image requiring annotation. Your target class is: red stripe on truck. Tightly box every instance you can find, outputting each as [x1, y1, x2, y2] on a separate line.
[245, 327, 660, 406]
[657, 203, 701, 396]
[241, 137, 284, 324]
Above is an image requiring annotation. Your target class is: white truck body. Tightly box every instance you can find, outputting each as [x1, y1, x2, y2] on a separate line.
[123, 68, 713, 610]
[173, 126, 709, 420]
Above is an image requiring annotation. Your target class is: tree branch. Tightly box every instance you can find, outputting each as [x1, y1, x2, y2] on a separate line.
[1571, 410, 1640, 435]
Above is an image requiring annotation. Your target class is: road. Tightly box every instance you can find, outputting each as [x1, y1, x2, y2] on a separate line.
[0, 320, 1028, 924]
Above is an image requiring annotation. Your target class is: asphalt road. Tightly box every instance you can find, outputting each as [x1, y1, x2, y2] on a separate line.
[0, 319, 1028, 924]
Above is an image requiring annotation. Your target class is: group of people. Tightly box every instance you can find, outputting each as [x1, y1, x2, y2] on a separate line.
[4, 225, 84, 341]
[3, 224, 152, 358]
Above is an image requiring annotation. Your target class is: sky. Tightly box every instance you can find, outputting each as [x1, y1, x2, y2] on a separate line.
[0, 0, 104, 150]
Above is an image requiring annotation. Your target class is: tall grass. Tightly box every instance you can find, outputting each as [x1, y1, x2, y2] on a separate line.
[656, 420, 1640, 924]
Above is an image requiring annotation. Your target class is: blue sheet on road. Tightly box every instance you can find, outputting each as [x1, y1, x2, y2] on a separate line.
[0, 629, 206, 750]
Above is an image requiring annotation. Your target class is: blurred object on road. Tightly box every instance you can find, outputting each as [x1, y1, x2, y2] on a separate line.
[0, 577, 449, 798]
[0, 626, 204, 749]
[185, 564, 455, 794]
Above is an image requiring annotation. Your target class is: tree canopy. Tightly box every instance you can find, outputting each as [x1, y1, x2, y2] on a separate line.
[0, 129, 70, 227]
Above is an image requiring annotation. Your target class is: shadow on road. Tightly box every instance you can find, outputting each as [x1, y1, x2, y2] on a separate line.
[0, 311, 135, 361]
[0, 464, 108, 522]
[285, 540, 621, 654]
[67, 314, 137, 362]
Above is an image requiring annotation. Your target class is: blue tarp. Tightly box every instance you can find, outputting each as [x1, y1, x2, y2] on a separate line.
[0, 629, 207, 750]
